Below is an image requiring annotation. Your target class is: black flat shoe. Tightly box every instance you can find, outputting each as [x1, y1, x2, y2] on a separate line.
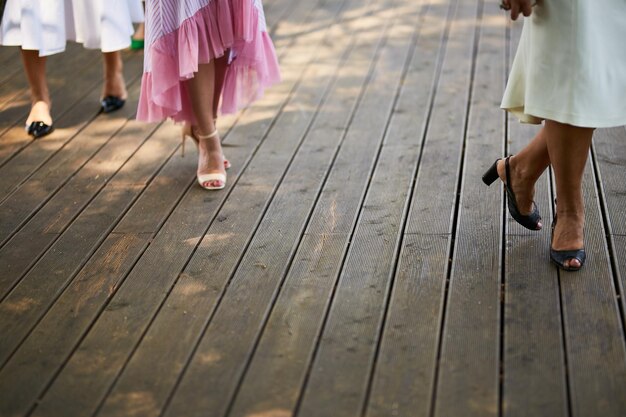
[482, 156, 542, 230]
[25, 121, 54, 138]
[550, 215, 586, 271]
[100, 96, 126, 113]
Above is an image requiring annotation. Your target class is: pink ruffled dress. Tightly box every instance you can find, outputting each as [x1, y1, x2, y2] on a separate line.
[137, 0, 280, 123]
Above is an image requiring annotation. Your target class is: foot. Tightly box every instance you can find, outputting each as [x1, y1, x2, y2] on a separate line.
[497, 156, 542, 228]
[102, 71, 128, 102]
[552, 211, 584, 270]
[196, 129, 226, 189]
[26, 100, 52, 126]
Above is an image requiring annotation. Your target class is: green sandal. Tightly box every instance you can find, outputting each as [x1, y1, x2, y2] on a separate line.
[130, 38, 144, 50]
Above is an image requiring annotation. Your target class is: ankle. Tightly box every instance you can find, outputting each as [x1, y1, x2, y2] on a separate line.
[193, 124, 217, 138]
[556, 209, 584, 223]
[509, 156, 540, 184]
[30, 93, 51, 106]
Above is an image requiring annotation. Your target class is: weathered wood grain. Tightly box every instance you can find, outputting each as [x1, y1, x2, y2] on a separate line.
[502, 20, 568, 417]
[25, 2, 358, 417]
[557, 150, 626, 417]
[0, 78, 145, 298]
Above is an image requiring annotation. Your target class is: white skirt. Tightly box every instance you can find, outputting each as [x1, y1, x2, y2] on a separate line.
[0, 0, 144, 56]
[501, 0, 626, 128]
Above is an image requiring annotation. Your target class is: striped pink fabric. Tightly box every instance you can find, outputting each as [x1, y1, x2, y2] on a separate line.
[137, 0, 280, 122]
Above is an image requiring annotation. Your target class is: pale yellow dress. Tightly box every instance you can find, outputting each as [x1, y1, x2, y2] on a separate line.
[502, 0, 626, 128]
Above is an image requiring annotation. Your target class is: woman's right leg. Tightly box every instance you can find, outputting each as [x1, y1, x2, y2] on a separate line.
[185, 61, 226, 188]
[496, 126, 551, 217]
[21, 50, 52, 126]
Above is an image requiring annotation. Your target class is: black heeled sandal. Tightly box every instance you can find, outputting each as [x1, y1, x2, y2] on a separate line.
[482, 156, 542, 231]
[550, 213, 586, 271]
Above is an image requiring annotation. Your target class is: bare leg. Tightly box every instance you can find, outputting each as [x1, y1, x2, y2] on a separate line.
[102, 51, 127, 100]
[185, 61, 226, 185]
[132, 22, 145, 41]
[496, 126, 551, 218]
[212, 54, 229, 119]
[21, 50, 52, 126]
[545, 120, 593, 269]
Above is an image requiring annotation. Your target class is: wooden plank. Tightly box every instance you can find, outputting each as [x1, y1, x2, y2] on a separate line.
[593, 126, 626, 328]
[308, 0, 476, 414]
[0, 46, 23, 87]
[230, 5, 448, 416]
[0, 123, 192, 417]
[431, 3, 504, 416]
[252, 2, 426, 416]
[557, 148, 626, 416]
[22, 2, 350, 416]
[502, 20, 568, 417]
[0, 0, 308, 410]
[0, 45, 21, 69]
[0, 51, 142, 208]
[95, 2, 362, 414]
[0, 119, 168, 365]
[0, 48, 138, 172]
[97, 4, 376, 415]
[134, 1, 403, 416]
[0, 78, 145, 299]
[359, 2, 451, 416]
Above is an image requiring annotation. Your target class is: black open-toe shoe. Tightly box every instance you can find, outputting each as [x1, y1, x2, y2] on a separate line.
[550, 214, 586, 271]
[25, 121, 54, 138]
[100, 96, 126, 113]
[482, 156, 542, 230]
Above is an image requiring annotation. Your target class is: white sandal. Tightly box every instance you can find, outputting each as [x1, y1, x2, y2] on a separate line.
[181, 125, 227, 190]
[181, 124, 231, 170]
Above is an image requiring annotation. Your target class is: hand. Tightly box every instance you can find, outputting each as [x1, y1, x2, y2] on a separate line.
[500, 0, 533, 21]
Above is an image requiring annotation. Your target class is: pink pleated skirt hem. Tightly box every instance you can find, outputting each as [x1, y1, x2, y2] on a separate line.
[137, 0, 280, 123]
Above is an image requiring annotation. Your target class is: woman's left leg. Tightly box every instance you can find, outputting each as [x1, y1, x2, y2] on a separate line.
[101, 51, 128, 112]
[212, 54, 229, 118]
[545, 120, 594, 269]
[21, 50, 52, 126]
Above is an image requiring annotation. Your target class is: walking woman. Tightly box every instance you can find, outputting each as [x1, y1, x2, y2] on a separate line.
[0, 0, 144, 138]
[483, 0, 626, 271]
[137, 0, 280, 190]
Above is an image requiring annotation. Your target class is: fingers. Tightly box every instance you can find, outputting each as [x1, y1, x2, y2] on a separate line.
[505, 0, 533, 21]
[510, 1, 520, 20]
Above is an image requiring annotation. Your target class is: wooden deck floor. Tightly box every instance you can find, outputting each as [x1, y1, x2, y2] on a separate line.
[1, 0, 626, 416]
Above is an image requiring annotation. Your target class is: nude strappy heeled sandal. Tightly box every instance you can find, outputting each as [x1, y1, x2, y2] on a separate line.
[181, 125, 227, 190]
[181, 124, 231, 170]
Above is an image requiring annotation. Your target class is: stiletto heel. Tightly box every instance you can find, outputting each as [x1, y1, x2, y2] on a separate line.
[181, 124, 227, 190]
[482, 156, 542, 230]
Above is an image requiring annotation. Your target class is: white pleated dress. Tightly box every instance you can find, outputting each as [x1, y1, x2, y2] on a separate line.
[502, 0, 626, 128]
[0, 0, 144, 56]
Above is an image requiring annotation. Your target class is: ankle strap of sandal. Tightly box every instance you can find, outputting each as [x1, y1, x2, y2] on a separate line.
[195, 129, 219, 139]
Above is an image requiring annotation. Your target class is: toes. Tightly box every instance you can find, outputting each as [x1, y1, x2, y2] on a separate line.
[564, 258, 582, 270]
[203, 180, 224, 188]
